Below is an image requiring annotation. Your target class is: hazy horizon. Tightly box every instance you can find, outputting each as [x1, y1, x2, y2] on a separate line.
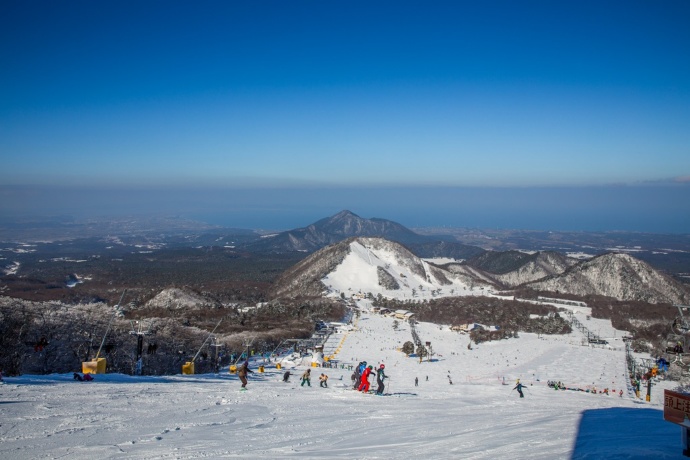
[1, 183, 689, 233]
[1, 2, 689, 233]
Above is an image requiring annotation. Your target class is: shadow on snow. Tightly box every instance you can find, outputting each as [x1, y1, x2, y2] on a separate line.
[571, 407, 682, 460]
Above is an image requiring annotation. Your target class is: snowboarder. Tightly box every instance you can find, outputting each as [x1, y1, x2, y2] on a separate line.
[301, 369, 311, 387]
[375, 364, 387, 395]
[319, 373, 328, 388]
[238, 360, 253, 389]
[415, 377, 418, 387]
[283, 371, 291, 382]
[359, 365, 374, 392]
[513, 381, 525, 398]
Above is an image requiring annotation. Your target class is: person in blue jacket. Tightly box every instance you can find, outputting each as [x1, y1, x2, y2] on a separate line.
[513, 381, 525, 398]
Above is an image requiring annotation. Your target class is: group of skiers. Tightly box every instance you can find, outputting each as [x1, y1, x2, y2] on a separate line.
[351, 361, 388, 395]
[239, 359, 389, 395]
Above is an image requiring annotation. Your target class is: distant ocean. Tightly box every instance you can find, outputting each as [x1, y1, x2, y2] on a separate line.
[2, 184, 689, 233]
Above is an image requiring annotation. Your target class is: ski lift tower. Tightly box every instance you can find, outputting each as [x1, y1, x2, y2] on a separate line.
[672, 305, 690, 336]
[129, 314, 151, 376]
[210, 335, 223, 374]
[242, 337, 255, 363]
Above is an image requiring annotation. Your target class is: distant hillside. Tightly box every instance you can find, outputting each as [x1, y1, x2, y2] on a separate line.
[272, 238, 690, 305]
[525, 253, 690, 304]
[243, 210, 453, 254]
[405, 240, 486, 261]
[492, 251, 578, 287]
[269, 238, 353, 298]
[466, 250, 538, 274]
[270, 237, 493, 299]
[462, 250, 578, 288]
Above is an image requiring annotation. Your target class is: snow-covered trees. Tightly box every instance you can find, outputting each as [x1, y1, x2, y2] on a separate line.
[401, 341, 414, 356]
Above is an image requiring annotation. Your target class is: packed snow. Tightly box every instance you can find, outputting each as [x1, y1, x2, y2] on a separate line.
[0, 300, 685, 459]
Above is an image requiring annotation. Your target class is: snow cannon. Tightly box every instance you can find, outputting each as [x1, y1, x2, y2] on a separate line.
[82, 358, 106, 375]
[276, 363, 282, 370]
[229, 364, 237, 374]
[258, 365, 265, 373]
[311, 350, 325, 367]
[182, 361, 195, 375]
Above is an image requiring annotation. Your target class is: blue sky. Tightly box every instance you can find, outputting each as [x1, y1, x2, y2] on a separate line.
[1, 1, 689, 231]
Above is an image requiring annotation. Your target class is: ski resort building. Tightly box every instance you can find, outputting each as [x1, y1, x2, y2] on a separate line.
[394, 310, 415, 321]
[452, 323, 500, 333]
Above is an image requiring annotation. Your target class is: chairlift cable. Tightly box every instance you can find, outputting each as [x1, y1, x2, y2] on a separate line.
[95, 289, 126, 360]
[191, 318, 223, 363]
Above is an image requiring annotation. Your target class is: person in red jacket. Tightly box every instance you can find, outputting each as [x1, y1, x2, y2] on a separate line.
[358, 365, 374, 392]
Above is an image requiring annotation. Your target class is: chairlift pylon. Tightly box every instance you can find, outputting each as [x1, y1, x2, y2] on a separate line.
[671, 305, 690, 335]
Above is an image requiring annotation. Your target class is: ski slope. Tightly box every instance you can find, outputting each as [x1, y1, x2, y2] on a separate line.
[0, 302, 685, 459]
[322, 239, 491, 301]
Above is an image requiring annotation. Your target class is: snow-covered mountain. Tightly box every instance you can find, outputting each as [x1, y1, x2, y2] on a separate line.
[270, 237, 494, 299]
[143, 288, 214, 310]
[461, 250, 578, 287]
[525, 252, 690, 304]
[271, 236, 689, 305]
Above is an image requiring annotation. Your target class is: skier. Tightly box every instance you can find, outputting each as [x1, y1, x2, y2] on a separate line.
[415, 377, 418, 387]
[319, 373, 329, 388]
[353, 361, 366, 389]
[238, 360, 253, 390]
[301, 369, 311, 387]
[283, 371, 292, 382]
[358, 365, 374, 393]
[375, 364, 387, 395]
[513, 381, 525, 398]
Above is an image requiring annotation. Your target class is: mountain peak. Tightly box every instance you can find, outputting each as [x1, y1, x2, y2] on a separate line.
[331, 210, 359, 219]
[245, 210, 427, 253]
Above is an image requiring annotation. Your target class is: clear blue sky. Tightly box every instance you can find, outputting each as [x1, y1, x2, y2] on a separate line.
[1, 1, 689, 231]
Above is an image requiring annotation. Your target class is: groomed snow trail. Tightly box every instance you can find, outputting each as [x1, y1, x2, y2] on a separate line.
[0, 306, 684, 459]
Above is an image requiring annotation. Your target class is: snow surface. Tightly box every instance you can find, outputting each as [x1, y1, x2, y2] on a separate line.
[322, 240, 488, 301]
[0, 301, 685, 459]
